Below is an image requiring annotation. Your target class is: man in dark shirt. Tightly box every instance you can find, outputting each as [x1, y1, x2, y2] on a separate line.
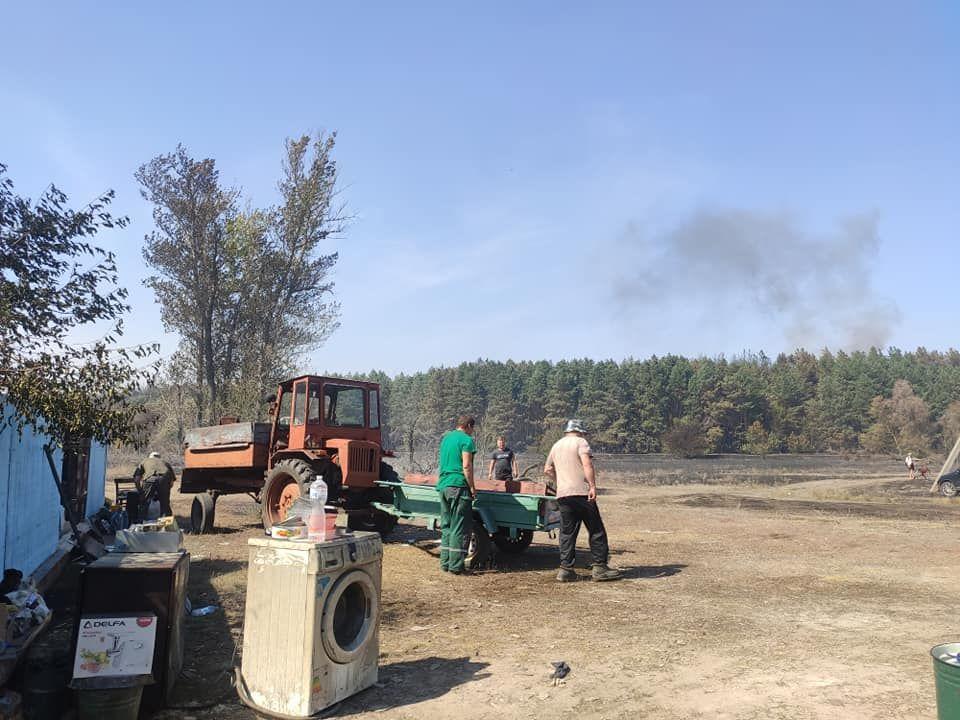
[133, 451, 176, 517]
[487, 436, 519, 483]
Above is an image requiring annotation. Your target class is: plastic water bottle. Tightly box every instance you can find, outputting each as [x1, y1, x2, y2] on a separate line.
[308, 475, 328, 542]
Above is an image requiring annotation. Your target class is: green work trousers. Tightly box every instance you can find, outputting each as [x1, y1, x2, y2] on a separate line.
[439, 486, 473, 573]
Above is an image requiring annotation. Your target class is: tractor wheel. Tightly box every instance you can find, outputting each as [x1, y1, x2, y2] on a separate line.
[191, 493, 216, 535]
[465, 524, 492, 570]
[940, 480, 958, 497]
[348, 511, 398, 537]
[261, 459, 317, 531]
[492, 527, 534, 554]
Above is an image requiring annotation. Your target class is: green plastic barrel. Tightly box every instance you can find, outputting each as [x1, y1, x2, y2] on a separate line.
[76, 687, 143, 720]
[932, 643, 960, 719]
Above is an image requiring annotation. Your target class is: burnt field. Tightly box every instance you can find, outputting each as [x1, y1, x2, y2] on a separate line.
[393, 451, 906, 487]
[102, 452, 956, 720]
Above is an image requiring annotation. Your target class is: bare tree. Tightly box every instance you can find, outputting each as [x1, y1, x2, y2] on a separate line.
[861, 379, 935, 455]
[136, 147, 238, 424]
[221, 132, 344, 417]
[939, 400, 960, 448]
[139, 133, 344, 426]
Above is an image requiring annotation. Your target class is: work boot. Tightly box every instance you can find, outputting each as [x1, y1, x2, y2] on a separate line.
[556, 567, 577, 583]
[591, 564, 622, 582]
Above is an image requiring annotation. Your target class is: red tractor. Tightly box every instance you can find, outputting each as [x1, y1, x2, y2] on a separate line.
[180, 375, 398, 534]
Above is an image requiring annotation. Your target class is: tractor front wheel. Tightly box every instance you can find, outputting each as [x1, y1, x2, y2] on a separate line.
[261, 459, 316, 531]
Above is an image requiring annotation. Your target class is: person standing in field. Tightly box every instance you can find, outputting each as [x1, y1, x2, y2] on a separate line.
[905, 453, 916, 480]
[544, 420, 621, 582]
[488, 435, 519, 483]
[437, 415, 478, 575]
[133, 451, 176, 517]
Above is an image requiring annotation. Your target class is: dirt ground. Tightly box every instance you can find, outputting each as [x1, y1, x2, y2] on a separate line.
[138, 454, 958, 719]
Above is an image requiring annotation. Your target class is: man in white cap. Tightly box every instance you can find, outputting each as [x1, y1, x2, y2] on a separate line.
[133, 451, 176, 517]
[544, 420, 620, 582]
[905, 454, 917, 480]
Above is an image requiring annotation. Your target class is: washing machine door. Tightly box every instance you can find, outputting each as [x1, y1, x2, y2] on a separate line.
[321, 569, 379, 664]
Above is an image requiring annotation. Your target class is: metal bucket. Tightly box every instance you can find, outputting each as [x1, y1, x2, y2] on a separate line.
[22, 647, 70, 720]
[76, 687, 143, 720]
[932, 642, 960, 719]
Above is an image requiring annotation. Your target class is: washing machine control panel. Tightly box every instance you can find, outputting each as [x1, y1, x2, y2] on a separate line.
[319, 546, 343, 570]
[313, 532, 382, 571]
[348, 533, 383, 564]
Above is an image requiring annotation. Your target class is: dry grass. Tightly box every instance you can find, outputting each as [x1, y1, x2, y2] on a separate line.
[129, 454, 954, 719]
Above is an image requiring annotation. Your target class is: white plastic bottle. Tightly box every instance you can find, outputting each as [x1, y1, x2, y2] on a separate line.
[308, 475, 328, 542]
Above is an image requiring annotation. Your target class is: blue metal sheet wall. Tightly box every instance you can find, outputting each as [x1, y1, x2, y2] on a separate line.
[0, 405, 108, 577]
[2, 418, 62, 576]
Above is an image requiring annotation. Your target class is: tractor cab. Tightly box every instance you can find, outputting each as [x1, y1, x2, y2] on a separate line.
[270, 375, 382, 452]
[258, 375, 391, 529]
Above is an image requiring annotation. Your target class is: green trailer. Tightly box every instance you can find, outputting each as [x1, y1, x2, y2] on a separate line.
[371, 479, 561, 568]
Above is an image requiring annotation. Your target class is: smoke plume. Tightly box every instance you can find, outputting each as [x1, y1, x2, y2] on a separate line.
[614, 209, 899, 350]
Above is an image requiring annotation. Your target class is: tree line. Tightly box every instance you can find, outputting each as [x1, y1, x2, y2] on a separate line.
[351, 349, 960, 459]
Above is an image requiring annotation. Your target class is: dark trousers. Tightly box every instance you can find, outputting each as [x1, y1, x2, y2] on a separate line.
[439, 486, 473, 573]
[144, 477, 172, 517]
[558, 496, 609, 569]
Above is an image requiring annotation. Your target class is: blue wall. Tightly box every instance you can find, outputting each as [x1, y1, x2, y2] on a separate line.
[86, 442, 107, 516]
[0, 405, 107, 577]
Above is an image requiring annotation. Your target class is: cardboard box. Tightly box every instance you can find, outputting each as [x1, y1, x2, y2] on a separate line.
[72, 614, 158, 680]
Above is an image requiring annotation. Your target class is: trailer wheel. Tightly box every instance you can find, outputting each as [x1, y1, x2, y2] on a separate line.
[492, 528, 534, 554]
[262, 459, 316, 530]
[191, 493, 216, 535]
[465, 526, 492, 570]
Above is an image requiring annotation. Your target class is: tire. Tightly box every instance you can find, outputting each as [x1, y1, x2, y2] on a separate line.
[492, 527, 534, 554]
[940, 480, 958, 497]
[191, 493, 216, 534]
[379, 461, 400, 483]
[465, 523, 492, 570]
[347, 511, 399, 537]
[261, 459, 317, 531]
[344, 461, 401, 537]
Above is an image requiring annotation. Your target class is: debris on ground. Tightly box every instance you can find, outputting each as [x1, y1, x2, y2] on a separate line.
[549, 660, 570, 686]
[190, 605, 219, 617]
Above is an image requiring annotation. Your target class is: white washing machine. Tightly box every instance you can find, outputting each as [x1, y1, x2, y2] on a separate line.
[239, 531, 382, 717]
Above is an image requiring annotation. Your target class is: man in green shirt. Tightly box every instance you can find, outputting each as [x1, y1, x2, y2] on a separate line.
[437, 415, 478, 574]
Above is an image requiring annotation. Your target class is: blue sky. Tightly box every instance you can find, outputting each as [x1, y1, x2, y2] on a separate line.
[3, 2, 958, 374]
